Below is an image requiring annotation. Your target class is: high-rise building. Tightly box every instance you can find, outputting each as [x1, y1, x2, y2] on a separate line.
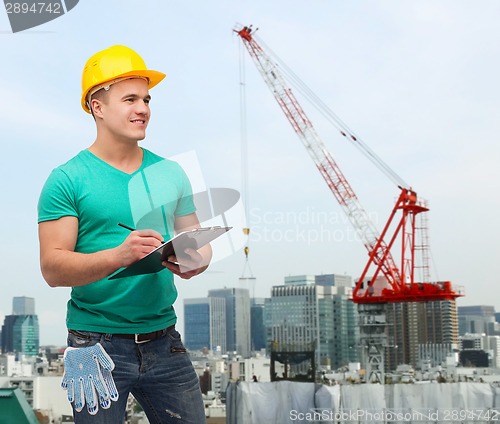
[458, 305, 497, 336]
[266, 274, 359, 370]
[250, 298, 267, 352]
[1, 316, 17, 353]
[13, 315, 39, 356]
[459, 333, 498, 367]
[184, 297, 226, 353]
[12, 297, 35, 316]
[332, 288, 360, 368]
[315, 274, 352, 288]
[487, 336, 500, 368]
[459, 305, 496, 316]
[386, 300, 459, 370]
[1, 297, 39, 356]
[207, 288, 251, 357]
[284, 275, 315, 286]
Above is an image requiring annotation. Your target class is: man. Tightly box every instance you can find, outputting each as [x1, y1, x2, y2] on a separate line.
[38, 45, 210, 423]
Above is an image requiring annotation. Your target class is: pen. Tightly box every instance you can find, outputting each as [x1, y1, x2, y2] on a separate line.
[118, 222, 136, 231]
[118, 222, 166, 244]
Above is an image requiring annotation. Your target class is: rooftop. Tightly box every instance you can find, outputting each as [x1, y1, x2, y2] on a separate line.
[0, 388, 39, 424]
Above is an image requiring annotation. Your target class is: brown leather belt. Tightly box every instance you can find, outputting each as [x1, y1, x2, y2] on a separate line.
[113, 325, 175, 344]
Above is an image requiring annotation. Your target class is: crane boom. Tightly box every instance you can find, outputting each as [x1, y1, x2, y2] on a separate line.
[236, 25, 462, 303]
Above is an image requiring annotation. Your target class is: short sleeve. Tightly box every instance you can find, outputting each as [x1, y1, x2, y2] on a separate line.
[174, 164, 196, 217]
[38, 168, 78, 223]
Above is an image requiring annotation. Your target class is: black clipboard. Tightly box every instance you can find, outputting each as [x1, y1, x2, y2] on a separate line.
[108, 226, 232, 280]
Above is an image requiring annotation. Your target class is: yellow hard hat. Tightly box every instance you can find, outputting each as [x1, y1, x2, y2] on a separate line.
[81, 45, 166, 113]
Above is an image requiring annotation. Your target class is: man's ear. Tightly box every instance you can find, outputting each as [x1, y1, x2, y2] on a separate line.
[90, 99, 104, 118]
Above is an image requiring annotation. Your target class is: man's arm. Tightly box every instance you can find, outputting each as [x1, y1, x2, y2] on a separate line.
[162, 212, 213, 279]
[39, 216, 164, 287]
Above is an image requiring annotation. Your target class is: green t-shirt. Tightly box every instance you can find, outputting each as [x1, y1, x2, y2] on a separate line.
[38, 148, 196, 334]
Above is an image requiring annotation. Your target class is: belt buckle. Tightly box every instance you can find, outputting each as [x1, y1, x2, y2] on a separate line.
[134, 333, 151, 344]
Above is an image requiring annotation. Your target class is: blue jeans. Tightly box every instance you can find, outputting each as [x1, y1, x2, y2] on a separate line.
[66, 327, 206, 423]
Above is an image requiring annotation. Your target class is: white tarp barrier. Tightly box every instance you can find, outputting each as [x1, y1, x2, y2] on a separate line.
[314, 385, 342, 423]
[389, 382, 495, 423]
[340, 383, 387, 424]
[229, 381, 316, 423]
[314, 384, 341, 410]
[227, 381, 500, 424]
[493, 385, 500, 410]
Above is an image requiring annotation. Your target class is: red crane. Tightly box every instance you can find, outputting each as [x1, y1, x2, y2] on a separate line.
[236, 25, 462, 304]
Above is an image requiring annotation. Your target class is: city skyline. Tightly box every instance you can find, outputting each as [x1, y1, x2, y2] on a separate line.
[1, 1, 499, 346]
[4, 284, 499, 349]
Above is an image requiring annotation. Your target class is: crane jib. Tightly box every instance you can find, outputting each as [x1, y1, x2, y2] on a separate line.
[235, 24, 462, 304]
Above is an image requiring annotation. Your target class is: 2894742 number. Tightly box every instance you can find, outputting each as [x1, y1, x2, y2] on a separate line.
[441, 409, 500, 421]
[5, 2, 62, 14]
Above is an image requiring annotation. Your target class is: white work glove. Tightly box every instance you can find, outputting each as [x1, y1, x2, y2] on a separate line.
[61, 343, 119, 415]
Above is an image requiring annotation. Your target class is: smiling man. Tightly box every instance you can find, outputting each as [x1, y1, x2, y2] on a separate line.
[37, 45, 210, 423]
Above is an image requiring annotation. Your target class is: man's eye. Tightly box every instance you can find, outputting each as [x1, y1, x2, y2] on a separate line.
[144, 99, 150, 104]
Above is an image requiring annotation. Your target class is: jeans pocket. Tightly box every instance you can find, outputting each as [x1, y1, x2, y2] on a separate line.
[166, 329, 187, 353]
[67, 329, 102, 348]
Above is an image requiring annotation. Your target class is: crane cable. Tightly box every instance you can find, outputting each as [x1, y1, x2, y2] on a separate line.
[239, 37, 255, 280]
[256, 33, 440, 282]
[256, 35, 409, 189]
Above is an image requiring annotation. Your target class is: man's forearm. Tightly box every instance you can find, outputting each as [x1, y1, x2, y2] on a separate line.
[41, 247, 121, 287]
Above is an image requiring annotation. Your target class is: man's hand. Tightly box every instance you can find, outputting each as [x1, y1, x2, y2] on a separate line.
[114, 229, 164, 268]
[165, 212, 213, 279]
[162, 247, 208, 279]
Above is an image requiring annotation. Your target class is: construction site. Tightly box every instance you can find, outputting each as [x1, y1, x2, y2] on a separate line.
[222, 24, 499, 423]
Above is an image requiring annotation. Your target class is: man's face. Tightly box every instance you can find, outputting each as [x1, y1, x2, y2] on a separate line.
[97, 78, 152, 143]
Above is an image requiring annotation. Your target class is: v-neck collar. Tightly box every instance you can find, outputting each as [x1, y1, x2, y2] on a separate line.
[83, 148, 146, 176]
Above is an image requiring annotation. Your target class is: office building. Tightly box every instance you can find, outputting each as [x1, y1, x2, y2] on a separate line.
[332, 287, 360, 368]
[266, 274, 359, 370]
[1, 297, 39, 356]
[184, 297, 226, 353]
[250, 298, 267, 351]
[208, 288, 251, 357]
[12, 297, 35, 316]
[418, 343, 456, 369]
[458, 305, 497, 336]
[386, 300, 459, 370]
[459, 333, 500, 368]
[460, 333, 489, 367]
[1, 316, 17, 354]
[315, 273, 352, 288]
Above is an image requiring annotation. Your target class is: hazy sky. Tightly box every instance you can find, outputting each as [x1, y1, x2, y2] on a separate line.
[1, 0, 499, 345]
